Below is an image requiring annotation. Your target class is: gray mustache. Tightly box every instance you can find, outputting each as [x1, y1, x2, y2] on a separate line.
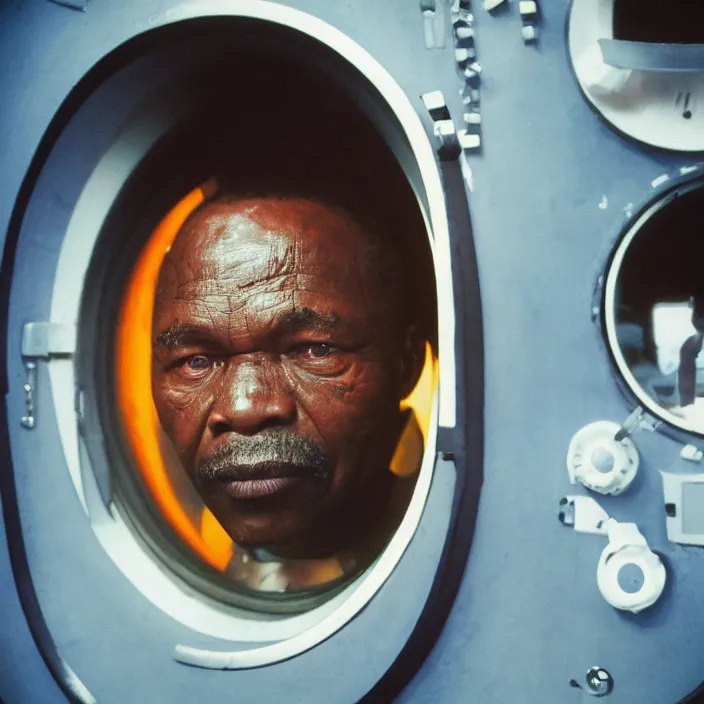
[197, 431, 331, 482]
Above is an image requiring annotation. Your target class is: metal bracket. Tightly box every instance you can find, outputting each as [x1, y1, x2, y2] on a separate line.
[22, 322, 76, 358]
[20, 322, 76, 429]
[614, 405, 660, 441]
[21, 362, 38, 429]
[558, 496, 609, 536]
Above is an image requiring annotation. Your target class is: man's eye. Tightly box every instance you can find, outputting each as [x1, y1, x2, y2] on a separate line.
[290, 344, 350, 376]
[186, 355, 212, 371]
[307, 344, 333, 358]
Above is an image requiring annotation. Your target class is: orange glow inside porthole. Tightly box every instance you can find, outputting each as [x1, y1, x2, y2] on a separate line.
[115, 181, 438, 572]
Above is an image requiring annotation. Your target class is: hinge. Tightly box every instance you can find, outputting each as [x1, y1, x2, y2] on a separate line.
[20, 322, 76, 429]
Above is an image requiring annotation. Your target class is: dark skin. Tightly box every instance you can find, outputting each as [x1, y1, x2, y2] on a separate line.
[152, 196, 424, 558]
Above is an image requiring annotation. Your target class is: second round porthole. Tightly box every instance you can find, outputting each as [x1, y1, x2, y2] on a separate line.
[603, 168, 704, 437]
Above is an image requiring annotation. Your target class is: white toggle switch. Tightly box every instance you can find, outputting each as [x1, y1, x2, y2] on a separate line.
[519, 1, 538, 18]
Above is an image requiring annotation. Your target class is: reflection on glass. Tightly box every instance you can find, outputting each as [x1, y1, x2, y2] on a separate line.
[651, 297, 704, 423]
[612, 182, 704, 433]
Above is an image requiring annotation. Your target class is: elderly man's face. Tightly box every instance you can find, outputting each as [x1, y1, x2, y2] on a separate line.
[151, 197, 421, 551]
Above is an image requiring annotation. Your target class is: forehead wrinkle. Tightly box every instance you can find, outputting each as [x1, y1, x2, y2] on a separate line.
[242, 198, 384, 280]
[234, 290, 298, 338]
[157, 197, 408, 332]
[173, 199, 381, 284]
[172, 269, 304, 301]
[162, 250, 388, 327]
[183, 239, 299, 297]
[237, 289, 297, 321]
[265, 235, 297, 282]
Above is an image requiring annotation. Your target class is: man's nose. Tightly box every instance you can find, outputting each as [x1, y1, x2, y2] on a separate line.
[208, 359, 296, 437]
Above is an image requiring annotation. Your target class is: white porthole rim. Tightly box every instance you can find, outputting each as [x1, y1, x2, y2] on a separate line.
[41, 0, 454, 646]
[603, 170, 704, 436]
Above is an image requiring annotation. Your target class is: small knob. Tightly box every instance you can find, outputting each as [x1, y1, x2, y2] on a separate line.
[569, 667, 614, 698]
[566, 421, 639, 496]
[586, 667, 614, 697]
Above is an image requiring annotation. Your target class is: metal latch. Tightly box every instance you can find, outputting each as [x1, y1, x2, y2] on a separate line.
[613, 405, 660, 441]
[20, 322, 76, 429]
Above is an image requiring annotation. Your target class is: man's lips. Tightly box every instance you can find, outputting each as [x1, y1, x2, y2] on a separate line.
[210, 462, 313, 500]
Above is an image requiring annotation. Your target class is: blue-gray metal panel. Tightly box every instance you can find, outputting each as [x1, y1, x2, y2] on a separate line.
[1, 1, 704, 703]
[0, 487, 67, 704]
[401, 3, 704, 703]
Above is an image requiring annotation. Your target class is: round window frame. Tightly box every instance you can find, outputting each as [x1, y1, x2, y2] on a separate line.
[567, 0, 704, 152]
[602, 164, 704, 440]
[36, 1, 457, 655]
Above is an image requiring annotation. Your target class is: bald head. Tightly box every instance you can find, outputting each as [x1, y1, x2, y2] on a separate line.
[150, 195, 425, 553]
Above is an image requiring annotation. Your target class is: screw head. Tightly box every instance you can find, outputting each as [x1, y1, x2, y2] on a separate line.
[586, 666, 614, 696]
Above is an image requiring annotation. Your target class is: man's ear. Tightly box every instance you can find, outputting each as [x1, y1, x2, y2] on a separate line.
[398, 325, 427, 399]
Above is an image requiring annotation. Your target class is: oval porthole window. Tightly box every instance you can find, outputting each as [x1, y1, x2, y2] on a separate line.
[603, 170, 704, 436]
[34, 6, 456, 655]
[102, 65, 439, 611]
